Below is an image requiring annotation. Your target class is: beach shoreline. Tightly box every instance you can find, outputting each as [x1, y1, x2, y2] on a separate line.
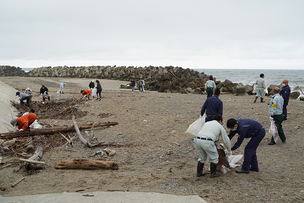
[0, 76, 303, 202]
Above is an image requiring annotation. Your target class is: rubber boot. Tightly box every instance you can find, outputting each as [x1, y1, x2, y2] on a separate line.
[197, 161, 206, 177]
[210, 162, 221, 178]
[254, 97, 257, 103]
[261, 98, 265, 103]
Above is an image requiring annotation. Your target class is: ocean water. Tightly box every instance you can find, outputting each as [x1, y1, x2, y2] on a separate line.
[194, 69, 304, 92]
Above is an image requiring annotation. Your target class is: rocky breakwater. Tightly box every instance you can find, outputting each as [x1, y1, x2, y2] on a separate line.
[27, 66, 210, 94]
[0, 66, 25, 76]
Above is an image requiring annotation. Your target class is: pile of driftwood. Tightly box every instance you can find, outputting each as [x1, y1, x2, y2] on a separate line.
[0, 116, 120, 176]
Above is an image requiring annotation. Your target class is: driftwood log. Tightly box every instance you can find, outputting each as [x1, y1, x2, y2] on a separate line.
[21, 146, 44, 171]
[55, 159, 118, 170]
[0, 122, 118, 139]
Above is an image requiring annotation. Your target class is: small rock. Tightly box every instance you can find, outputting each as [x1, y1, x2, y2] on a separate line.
[171, 130, 176, 134]
[119, 132, 123, 135]
[2, 147, 10, 152]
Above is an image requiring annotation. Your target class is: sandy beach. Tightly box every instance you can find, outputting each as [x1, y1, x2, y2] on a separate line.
[0, 76, 303, 202]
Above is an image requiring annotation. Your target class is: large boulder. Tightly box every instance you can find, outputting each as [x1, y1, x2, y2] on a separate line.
[267, 84, 279, 95]
[232, 83, 246, 95]
[245, 85, 254, 95]
[290, 92, 300, 99]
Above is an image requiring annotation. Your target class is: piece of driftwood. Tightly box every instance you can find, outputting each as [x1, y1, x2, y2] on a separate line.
[0, 122, 118, 139]
[12, 177, 25, 187]
[19, 158, 45, 165]
[55, 159, 118, 170]
[23, 146, 44, 171]
[72, 116, 93, 147]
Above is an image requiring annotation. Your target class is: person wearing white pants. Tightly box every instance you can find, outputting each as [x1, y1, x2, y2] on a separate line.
[194, 115, 231, 178]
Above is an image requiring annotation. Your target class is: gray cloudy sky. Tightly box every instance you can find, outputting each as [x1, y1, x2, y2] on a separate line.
[0, 0, 303, 69]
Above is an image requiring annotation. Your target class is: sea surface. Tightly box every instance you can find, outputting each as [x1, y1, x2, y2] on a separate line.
[194, 69, 304, 92]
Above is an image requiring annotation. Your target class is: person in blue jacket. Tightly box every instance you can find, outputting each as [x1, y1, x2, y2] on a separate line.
[280, 80, 290, 120]
[227, 118, 265, 173]
[201, 88, 223, 122]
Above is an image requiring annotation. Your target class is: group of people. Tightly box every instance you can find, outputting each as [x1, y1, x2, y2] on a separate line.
[130, 79, 145, 93]
[196, 74, 290, 177]
[81, 80, 102, 100]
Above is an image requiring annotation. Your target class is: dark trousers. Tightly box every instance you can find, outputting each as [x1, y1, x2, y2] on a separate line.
[242, 128, 265, 171]
[206, 87, 213, 98]
[271, 114, 286, 143]
[20, 96, 30, 106]
[283, 104, 288, 120]
[97, 90, 101, 98]
[205, 116, 214, 122]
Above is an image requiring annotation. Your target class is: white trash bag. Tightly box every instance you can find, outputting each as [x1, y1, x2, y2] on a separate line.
[269, 117, 279, 143]
[185, 115, 206, 136]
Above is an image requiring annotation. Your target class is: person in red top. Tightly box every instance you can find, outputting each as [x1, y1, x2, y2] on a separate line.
[10, 111, 37, 131]
[80, 90, 91, 100]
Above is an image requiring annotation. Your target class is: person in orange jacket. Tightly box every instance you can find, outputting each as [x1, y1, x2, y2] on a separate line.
[80, 90, 91, 100]
[10, 111, 37, 131]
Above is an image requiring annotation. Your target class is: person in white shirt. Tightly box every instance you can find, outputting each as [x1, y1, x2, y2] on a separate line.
[194, 114, 231, 178]
[254, 73, 266, 103]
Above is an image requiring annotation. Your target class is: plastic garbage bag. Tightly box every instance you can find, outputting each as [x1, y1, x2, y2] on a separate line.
[227, 154, 243, 168]
[185, 115, 206, 136]
[269, 117, 279, 143]
[91, 88, 97, 97]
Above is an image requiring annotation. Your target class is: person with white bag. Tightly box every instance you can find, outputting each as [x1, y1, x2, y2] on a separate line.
[227, 118, 265, 174]
[194, 115, 231, 178]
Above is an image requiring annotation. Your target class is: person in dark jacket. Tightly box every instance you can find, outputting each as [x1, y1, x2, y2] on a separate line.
[227, 118, 265, 174]
[201, 88, 223, 122]
[40, 85, 50, 102]
[96, 80, 102, 101]
[130, 79, 135, 92]
[280, 80, 290, 120]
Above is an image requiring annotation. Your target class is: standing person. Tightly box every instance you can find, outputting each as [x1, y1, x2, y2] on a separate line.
[96, 80, 102, 101]
[130, 79, 135, 92]
[40, 85, 50, 102]
[59, 83, 65, 94]
[280, 80, 290, 120]
[16, 91, 30, 106]
[268, 87, 286, 145]
[205, 75, 217, 98]
[194, 115, 231, 178]
[138, 79, 144, 93]
[24, 87, 33, 104]
[254, 73, 266, 103]
[227, 118, 265, 173]
[201, 88, 223, 122]
[142, 79, 145, 92]
[89, 80, 95, 90]
[10, 111, 37, 131]
[80, 90, 91, 100]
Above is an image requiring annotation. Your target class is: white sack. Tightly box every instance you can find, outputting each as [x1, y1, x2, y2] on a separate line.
[185, 115, 205, 136]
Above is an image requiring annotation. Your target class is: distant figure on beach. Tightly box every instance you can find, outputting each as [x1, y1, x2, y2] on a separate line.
[280, 80, 290, 120]
[268, 87, 286, 145]
[59, 83, 65, 94]
[89, 80, 95, 90]
[10, 110, 37, 131]
[200, 88, 223, 122]
[40, 85, 50, 102]
[138, 79, 144, 93]
[96, 80, 102, 101]
[254, 73, 266, 103]
[16, 91, 30, 106]
[130, 79, 135, 92]
[194, 115, 231, 178]
[205, 75, 216, 98]
[81, 90, 91, 100]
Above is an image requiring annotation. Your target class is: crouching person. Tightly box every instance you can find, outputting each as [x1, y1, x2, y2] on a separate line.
[10, 110, 37, 131]
[227, 118, 265, 173]
[80, 90, 91, 100]
[40, 85, 50, 102]
[194, 114, 231, 178]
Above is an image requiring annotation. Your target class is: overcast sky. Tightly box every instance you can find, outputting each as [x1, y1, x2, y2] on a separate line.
[0, 0, 303, 69]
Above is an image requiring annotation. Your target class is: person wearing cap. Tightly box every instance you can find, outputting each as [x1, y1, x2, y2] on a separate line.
[10, 111, 37, 131]
[59, 82, 65, 94]
[40, 85, 50, 102]
[80, 90, 91, 100]
[201, 88, 223, 122]
[16, 91, 30, 106]
[194, 114, 231, 178]
[280, 80, 290, 120]
[227, 118, 265, 173]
